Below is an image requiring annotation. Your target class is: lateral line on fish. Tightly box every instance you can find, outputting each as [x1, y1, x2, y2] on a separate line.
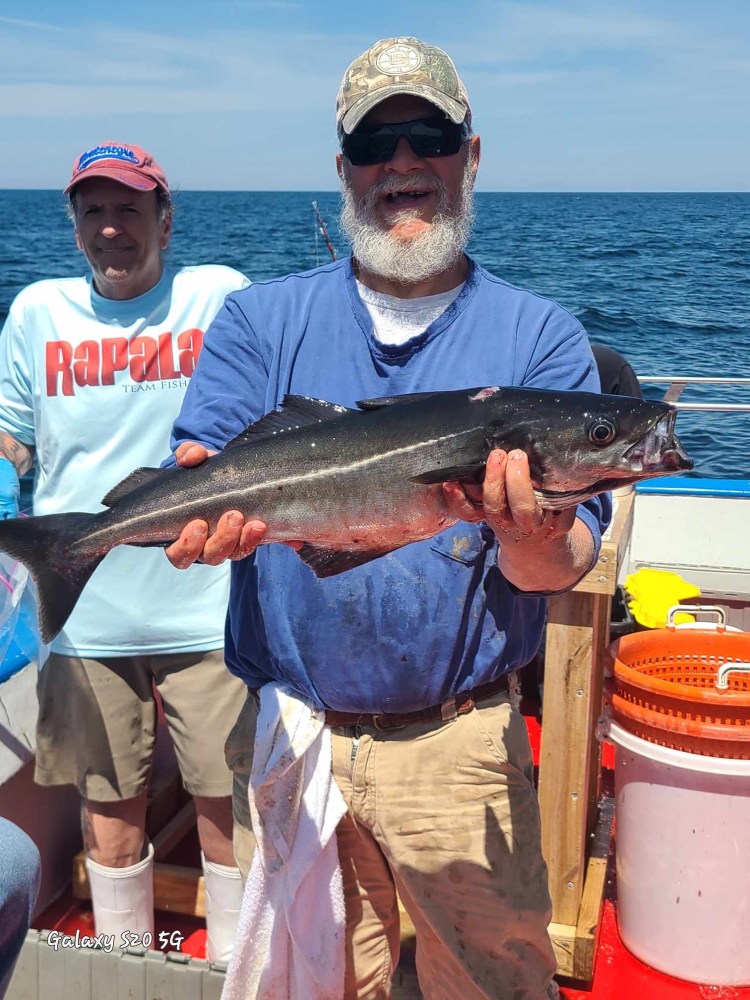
[77, 425, 484, 547]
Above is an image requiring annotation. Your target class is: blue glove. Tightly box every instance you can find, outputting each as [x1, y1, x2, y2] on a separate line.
[0, 457, 20, 519]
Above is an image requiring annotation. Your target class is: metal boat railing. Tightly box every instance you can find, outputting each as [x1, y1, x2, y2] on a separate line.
[637, 376, 750, 411]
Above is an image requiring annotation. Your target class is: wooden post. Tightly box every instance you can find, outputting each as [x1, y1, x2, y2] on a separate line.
[538, 489, 634, 979]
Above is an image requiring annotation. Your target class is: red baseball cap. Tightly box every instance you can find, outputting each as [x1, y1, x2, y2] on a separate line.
[64, 142, 170, 195]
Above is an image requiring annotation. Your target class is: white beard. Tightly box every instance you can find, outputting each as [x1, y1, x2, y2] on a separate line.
[339, 159, 476, 286]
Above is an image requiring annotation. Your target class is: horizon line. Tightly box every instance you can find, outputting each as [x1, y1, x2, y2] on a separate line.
[1, 187, 750, 197]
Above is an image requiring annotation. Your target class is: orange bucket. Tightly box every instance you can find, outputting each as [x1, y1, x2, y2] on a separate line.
[607, 620, 750, 758]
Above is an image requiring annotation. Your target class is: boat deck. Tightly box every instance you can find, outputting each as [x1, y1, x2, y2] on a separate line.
[18, 711, 748, 1000]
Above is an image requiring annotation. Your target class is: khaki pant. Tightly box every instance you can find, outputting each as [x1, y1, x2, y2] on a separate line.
[36, 649, 245, 800]
[226, 688, 557, 1000]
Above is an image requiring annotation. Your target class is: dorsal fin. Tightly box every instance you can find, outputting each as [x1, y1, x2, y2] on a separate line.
[101, 467, 167, 507]
[225, 396, 353, 449]
[356, 387, 488, 410]
[356, 391, 443, 410]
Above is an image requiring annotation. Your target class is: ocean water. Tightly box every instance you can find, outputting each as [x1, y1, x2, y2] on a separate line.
[1, 189, 748, 479]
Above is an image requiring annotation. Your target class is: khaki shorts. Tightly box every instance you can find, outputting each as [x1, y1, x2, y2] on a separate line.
[35, 649, 246, 802]
[227, 687, 556, 1000]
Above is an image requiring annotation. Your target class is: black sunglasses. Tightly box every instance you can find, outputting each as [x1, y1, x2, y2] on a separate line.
[341, 117, 471, 166]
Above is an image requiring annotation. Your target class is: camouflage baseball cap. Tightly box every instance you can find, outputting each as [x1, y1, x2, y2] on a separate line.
[336, 37, 471, 135]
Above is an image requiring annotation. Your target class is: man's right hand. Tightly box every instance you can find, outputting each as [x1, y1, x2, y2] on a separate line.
[164, 442, 269, 569]
[0, 457, 20, 519]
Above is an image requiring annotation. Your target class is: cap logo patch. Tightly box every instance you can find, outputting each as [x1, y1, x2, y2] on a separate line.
[376, 43, 422, 76]
[77, 144, 140, 172]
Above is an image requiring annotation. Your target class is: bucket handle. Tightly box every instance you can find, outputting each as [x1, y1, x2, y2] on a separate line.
[667, 604, 727, 629]
[715, 662, 750, 690]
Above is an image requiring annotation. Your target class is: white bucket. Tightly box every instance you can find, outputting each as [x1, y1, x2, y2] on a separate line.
[609, 721, 750, 985]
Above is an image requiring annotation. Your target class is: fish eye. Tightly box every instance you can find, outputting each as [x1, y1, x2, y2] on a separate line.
[588, 418, 617, 446]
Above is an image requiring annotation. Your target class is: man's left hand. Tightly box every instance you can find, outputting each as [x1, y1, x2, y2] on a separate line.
[443, 447, 595, 593]
[442, 449, 576, 546]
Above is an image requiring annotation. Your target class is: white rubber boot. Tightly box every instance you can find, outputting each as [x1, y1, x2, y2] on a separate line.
[85, 841, 155, 947]
[202, 852, 244, 963]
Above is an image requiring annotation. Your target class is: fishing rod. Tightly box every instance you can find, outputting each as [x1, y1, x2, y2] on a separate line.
[312, 200, 337, 262]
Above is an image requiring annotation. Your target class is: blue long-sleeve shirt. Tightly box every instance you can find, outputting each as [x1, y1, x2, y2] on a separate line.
[169, 257, 610, 712]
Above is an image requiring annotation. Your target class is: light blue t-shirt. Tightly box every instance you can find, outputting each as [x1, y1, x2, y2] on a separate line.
[0, 264, 250, 656]
[170, 256, 610, 713]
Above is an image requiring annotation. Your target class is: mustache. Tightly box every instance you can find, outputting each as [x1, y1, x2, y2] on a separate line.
[360, 171, 448, 214]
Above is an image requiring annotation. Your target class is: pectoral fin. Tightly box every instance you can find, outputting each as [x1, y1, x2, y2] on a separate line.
[409, 464, 485, 486]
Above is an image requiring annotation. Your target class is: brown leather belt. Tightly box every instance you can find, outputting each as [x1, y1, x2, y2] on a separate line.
[324, 673, 512, 732]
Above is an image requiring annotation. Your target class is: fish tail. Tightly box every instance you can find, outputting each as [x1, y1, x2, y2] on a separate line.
[0, 512, 103, 645]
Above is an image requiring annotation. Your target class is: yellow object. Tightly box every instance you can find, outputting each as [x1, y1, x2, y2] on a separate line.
[624, 568, 701, 629]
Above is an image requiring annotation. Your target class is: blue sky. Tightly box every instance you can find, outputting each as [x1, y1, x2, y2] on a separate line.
[1, 1, 749, 191]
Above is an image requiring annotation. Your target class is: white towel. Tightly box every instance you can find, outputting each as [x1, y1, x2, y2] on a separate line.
[221, 683, 347, 1000]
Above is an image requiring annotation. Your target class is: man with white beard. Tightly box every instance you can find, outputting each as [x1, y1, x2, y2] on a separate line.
[338, 104, 476, 290]
[164, 37, 607, 999]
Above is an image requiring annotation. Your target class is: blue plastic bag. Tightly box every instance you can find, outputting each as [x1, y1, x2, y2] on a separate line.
[0, 552, 49, 683]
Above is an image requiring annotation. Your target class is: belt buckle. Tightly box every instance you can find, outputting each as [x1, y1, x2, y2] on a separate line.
[372, 714, 407, 732]
[441, 696, 458, 721]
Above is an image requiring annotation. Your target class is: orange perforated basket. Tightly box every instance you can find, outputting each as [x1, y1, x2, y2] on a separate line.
[607, 626, 750, 758]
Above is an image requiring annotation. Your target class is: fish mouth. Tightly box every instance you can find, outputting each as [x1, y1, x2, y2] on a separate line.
[621, 409, 693, 474]
[536, 482, 618, 511]
[534, 409, 694, 511]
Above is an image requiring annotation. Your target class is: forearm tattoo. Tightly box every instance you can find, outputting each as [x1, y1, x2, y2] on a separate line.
[0, 432, 34, 475]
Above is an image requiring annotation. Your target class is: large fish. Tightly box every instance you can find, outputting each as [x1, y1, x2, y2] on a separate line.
[0, 385, 691, 643]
